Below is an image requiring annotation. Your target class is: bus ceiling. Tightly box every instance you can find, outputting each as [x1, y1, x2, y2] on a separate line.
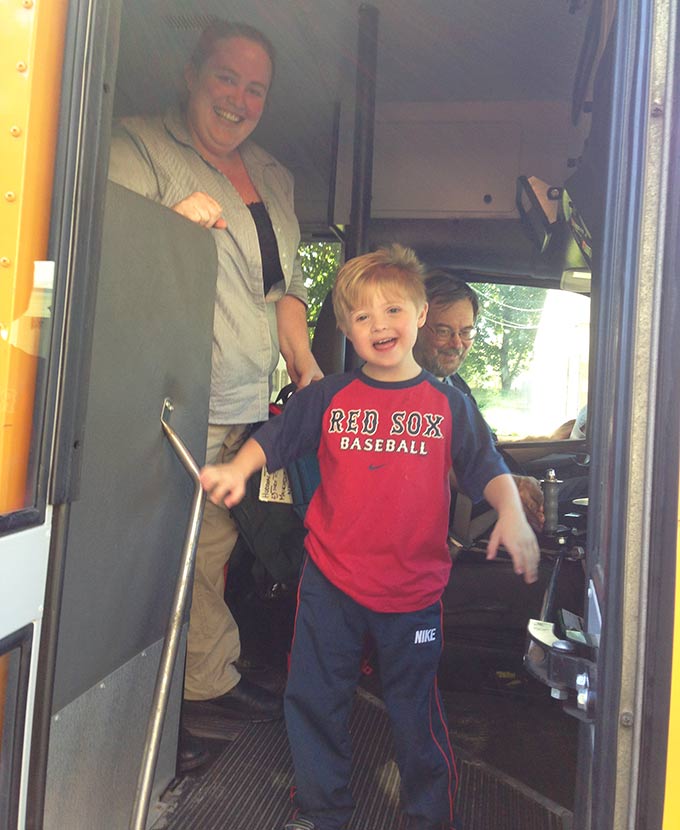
[112, 0, 608, 286]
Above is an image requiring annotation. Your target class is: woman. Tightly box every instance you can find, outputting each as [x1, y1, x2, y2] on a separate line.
[109, 20, 323, 733]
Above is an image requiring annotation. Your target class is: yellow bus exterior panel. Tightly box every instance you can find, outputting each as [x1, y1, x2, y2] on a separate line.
[663, 496, 680, 828]
[0, 0, 68, 511]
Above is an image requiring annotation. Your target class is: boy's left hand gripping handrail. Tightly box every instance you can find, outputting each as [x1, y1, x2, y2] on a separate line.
[129, 398, 206, 830]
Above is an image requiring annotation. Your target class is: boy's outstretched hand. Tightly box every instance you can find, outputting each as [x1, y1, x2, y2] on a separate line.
[200, 464, 247, 508]
[199, 437, 267, 508]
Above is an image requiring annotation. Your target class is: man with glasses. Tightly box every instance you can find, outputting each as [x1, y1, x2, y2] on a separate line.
[414, 271, 545, 531]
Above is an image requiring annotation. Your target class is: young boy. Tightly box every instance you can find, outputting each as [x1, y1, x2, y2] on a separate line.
[201, 245, 539, 830]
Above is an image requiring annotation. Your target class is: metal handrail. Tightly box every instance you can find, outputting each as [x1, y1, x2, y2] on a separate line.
[129, 398, 205, 830]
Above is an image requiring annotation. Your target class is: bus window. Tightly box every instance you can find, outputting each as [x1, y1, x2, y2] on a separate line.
[1, 0, 66, 523]
[300, 241, 343, 332]
[0, 261, 54, 516]
[461, 284, 590, 442]
[0, 625, 32, 827]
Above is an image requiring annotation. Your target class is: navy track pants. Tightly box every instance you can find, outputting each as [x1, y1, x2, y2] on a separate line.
[284, 556, 458, 830]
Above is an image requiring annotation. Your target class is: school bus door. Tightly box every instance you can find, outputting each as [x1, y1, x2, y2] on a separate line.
[0, 2, 70, 825]
[1, 2, 218, 827]
[525, 1, 679, 828]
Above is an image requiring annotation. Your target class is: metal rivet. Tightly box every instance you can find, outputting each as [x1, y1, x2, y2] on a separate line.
[16, 61, 28, 73]
[5, 192, 16, 202]
[23, 0, 35, 8]
[10, 126, 22, 137]
[54, 714, 60, 722]
[99, 682, 106, 689]
[651, 102, 664, 118]
[0, 257, 11, 267]
[620, 711, 634, 728]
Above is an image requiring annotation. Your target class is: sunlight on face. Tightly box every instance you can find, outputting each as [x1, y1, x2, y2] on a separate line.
[414, 298, 476, 378]
[343, 289, 427, 382]
[184, 36, 272, 163]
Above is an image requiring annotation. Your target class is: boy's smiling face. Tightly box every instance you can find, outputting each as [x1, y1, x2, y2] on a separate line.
[341, 288, 428, 382]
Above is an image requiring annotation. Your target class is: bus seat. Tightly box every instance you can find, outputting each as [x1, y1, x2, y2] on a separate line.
[311, 291, 345, 374]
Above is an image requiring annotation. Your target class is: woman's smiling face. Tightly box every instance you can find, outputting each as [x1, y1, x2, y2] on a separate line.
[184, 36, 272, 163]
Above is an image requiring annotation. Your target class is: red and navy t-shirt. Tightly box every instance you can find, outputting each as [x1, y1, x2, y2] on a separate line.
[254, 369, 509, 612]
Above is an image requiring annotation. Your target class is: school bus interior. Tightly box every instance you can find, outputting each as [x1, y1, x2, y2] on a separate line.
[44, 0, 618, 827]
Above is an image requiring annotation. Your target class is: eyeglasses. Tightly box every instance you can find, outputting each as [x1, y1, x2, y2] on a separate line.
[426, 323, 478, 343]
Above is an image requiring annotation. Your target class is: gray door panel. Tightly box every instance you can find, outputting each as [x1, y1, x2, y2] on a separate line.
[46, 182, 216, 827]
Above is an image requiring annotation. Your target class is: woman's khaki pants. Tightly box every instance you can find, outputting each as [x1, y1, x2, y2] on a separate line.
[183, 422, 250, 701]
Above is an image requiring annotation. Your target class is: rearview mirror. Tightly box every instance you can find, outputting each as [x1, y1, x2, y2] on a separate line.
[516, 175, 562, 253]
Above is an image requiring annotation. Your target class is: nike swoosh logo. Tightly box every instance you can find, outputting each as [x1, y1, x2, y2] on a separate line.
[368, 464, 385, 471]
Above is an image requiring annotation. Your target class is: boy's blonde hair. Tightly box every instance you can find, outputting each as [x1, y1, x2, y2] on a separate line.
[332, 244, 427, 329]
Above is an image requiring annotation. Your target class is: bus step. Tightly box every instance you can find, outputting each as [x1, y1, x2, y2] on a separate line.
[152, 689, 572, 830]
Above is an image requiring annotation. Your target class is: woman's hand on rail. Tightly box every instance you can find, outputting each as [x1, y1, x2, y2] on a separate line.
[172, 191, 227, 229]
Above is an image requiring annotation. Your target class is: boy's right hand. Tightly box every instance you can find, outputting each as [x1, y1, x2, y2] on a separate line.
[200, 463, 246, 508]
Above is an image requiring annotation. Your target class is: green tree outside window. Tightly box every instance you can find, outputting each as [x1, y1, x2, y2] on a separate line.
[461, 283, 545, 396]
[299, 241, 342, 328]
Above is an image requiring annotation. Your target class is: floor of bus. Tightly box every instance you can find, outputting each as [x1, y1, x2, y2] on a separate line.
[152, 621, 577, 830]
